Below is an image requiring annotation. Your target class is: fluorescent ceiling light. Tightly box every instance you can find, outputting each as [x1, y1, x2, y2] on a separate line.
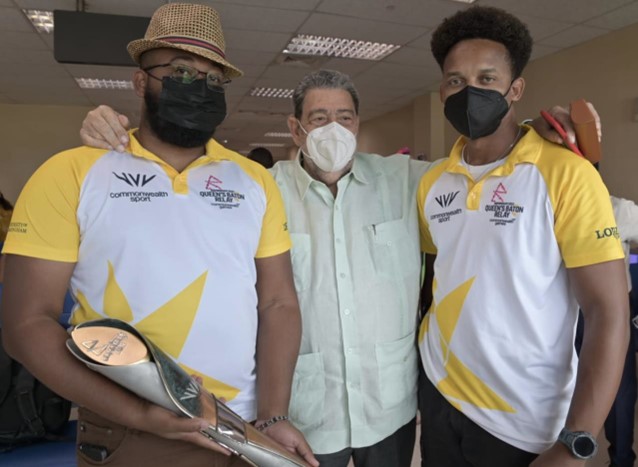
[23, 9, 54, 34]
[249, 143, 287, 148]
[75, 78, 134, 90]
[449, 0, 477, 3]
[284, 34, 400, 61]
[264, 132, 292, 138]
[250, 87, 294, 99]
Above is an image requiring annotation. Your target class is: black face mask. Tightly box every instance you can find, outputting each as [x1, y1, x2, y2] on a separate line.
[145, 77, 226, 148]
[444, 85, 512, 140]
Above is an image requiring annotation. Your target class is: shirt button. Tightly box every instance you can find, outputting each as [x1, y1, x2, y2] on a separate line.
[340, 273, 346, 278]
[344, 308, 350, 315]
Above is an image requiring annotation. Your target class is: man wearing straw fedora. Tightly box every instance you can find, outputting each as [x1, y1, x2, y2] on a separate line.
[1, 3, 318, 466]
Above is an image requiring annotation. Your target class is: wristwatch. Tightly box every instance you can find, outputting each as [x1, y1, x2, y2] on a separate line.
[557, 427, 598, 460]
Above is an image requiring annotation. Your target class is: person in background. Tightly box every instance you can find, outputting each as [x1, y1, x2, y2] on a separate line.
[247, 146, 275, 169]
[1, 4, 317, 467]
[418, 5, 628, 466]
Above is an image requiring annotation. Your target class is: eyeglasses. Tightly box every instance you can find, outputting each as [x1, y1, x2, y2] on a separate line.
[143, 62, 231, 91]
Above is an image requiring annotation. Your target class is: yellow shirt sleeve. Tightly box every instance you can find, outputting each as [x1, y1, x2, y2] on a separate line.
[234, 159, 291, 259]
[3, 147, 104, 262]
[537, 143, 624, 268]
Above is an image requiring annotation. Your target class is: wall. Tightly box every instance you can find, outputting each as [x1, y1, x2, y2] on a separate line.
[0, 104, 93, 203]
[514, 21, 638, 201]
[357, 103, 414, 156]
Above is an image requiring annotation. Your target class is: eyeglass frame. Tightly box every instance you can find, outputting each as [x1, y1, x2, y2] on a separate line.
[142, 62, 231, 91]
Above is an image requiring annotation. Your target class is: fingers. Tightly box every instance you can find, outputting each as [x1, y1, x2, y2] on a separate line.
[79, 127, 113, 151]
[294, 437, 319, 466]
[529, 116, 562, 145]
[80, 105, 130, 152]
[585, 101, 602, 142]
[161, 416, 232, 456]
[549, 105, 576, 144]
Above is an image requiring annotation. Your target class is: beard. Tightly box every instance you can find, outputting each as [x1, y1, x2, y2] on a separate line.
[143, 89, 215, 148]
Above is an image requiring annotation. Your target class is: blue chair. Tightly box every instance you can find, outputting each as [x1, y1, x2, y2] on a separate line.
[0, 421, 77, 467]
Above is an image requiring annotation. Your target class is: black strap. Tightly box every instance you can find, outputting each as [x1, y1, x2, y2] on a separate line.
[13, 366, 46, 438]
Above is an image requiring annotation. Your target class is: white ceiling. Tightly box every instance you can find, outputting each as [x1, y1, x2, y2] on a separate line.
[2, 0, 638, 157]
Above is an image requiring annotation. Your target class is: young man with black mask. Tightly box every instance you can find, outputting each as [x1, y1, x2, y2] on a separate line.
[1, 4, 318, 466]
[417, 6, 629, 467]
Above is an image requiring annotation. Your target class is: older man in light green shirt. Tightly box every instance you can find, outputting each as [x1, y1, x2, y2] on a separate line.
[272, 148, 426, 458]
[275, 69, 427, 465]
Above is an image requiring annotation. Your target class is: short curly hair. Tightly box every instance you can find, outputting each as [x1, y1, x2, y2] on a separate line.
[430, 6, 532, 79]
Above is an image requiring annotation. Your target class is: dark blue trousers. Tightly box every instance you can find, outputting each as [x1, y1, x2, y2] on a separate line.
[575, 300, 637, 467]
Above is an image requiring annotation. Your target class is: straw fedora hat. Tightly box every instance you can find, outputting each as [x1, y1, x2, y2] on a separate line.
[127, 3, 243, 79]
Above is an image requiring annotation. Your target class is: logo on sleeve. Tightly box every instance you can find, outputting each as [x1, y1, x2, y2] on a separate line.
[595, 226, 620, 240]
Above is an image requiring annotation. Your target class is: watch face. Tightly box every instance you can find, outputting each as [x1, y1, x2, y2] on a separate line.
[574, 434, 596, 457]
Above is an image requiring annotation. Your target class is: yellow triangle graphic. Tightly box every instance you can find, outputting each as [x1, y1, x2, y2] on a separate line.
[136, 271, 208, 358]
[437, 349, 516, 413]
[180, 362, 240, 402]
[103, 261, 134, 322]
[436, 277, 475, 346]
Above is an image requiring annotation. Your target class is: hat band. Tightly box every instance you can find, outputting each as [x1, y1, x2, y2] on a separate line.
[157, 36, 226, 59]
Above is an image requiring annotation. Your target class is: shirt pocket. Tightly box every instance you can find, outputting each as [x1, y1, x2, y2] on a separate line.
[289, 233, 312, 293]
[288, 352, 325, 429]
[375, 331, 418, 409]
[367, 218, 419, 279]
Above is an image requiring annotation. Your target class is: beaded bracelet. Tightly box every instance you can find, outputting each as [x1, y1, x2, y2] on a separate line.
[255, 415, 289, 431]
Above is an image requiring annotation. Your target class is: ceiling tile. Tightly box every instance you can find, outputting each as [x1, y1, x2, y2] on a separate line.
[1, 6, 43, 33]
[0, 48, 59, 65]
[224, 29, 292, 53]
[225, 48, 280, 66]
[63, 64, 136, 80]
[0, 30, 49, 50]
[13, 0, 76, 9]
[320, 58, 376, 77]
[585, 2, 638, 30]
[316, 0, 463, 29]
[382, 46, 436, 68]
[484, 0, 632, 24]
[79, 0, 165, 17]
[300, 13, 427, 45]
[516, 14, 576, 42]
[211, 3, 310, 32]
[537, 25, 611, 48]
[210, 0, 321, 10]
[407, 32, 433, 50]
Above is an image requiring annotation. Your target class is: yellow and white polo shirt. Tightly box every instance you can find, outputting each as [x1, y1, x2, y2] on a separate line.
[3, 132, 291, 420]
[417, 126, 623, 453]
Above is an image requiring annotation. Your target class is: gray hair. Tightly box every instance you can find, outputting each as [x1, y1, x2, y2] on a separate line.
[292, 69, 360, 119]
